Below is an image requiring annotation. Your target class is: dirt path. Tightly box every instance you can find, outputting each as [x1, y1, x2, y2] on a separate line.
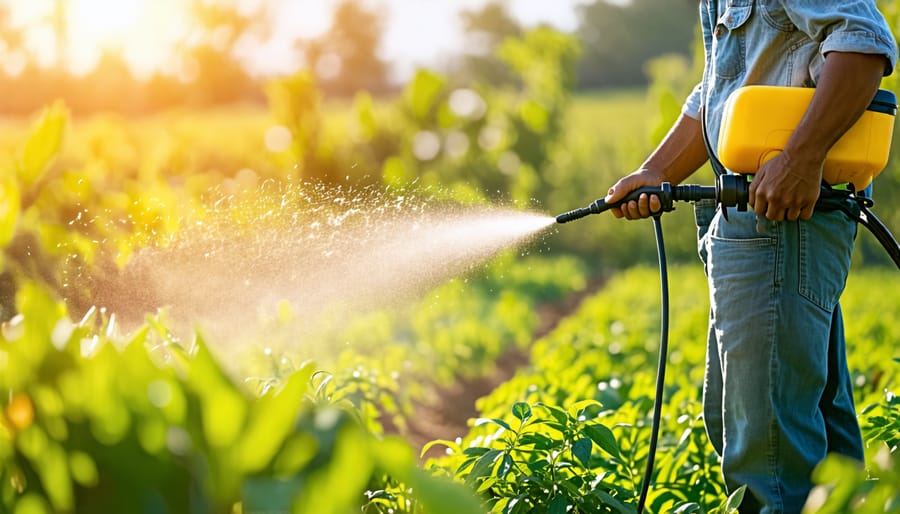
[400, 277, 607, 460]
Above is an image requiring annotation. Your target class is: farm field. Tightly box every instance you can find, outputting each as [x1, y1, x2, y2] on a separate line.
[1, 82, 899, 514]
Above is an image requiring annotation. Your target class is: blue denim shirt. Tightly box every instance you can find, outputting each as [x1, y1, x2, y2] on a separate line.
[683, 0, 898, 151]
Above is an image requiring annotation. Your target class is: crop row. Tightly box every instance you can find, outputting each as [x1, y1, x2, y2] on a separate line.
[426, 266, 900, 513]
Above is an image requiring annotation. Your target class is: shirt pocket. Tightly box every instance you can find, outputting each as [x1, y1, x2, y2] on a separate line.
[713, 2, 754, 80]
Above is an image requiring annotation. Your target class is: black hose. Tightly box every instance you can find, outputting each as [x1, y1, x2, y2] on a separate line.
[637, 215, 670, 514]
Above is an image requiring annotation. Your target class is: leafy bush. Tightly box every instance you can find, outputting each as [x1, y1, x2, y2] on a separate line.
[0, 280, 487, 514]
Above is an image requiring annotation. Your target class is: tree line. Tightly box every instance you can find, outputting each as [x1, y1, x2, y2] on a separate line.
[0, 0, 697, 115]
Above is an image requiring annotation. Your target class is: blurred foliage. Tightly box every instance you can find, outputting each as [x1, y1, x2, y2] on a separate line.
[575, 0, 698, 89]
[381, 25, 581, 208]
[0, 282, 484, 513]
[452, 0, 524, 87]
[297, 0, 391, 97]
[0, 0, 704, 113]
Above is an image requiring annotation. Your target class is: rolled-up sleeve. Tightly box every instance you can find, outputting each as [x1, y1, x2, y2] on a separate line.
[784, 1, 898, 76]
[682, 82, 703, 120]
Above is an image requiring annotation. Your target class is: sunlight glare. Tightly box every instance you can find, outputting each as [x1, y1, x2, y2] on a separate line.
[71, 0, 140, 37]
[66, 0, 176, 75]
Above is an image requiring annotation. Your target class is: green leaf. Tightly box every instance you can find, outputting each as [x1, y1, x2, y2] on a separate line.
[466, 449, 503, 484]
[456, 457, 478, 475]
[548, 494, 568, 514]
[237, 363, 314, 473]
[567, 399, 602, 418]
[405, 69, 445, 122]
[476, 476, 498, 493]
[518, 432, 555, 451]
[537, 403, 569, 426]
[293, 423, 374, 514]
[497, 453, 513, 479]
[462, 446, 491, 457]
[512, 402, 532, 423]
[18, 101, 68, 188]
[524, 458, 549, 475]
[672, 502, 702, 513]
[723, 485, 746, 513]
[420, 438, 461, 458]
[582, 423, 620, 458]
[475, 417, 512, 432]
[572, 437, 592, 467]
[591, 489, 634, 513]
[505, 494, 530, 514]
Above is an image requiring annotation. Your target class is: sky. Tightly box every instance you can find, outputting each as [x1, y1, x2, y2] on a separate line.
[6, 0, 589, 80]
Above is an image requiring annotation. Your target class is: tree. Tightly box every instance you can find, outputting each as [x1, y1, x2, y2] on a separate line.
[576, 0, 697, 89]
[178, 0, 269, 105]
[296, 0, 389, 97]
[71, 51, 139, 113]
[455, 0, 522, 86]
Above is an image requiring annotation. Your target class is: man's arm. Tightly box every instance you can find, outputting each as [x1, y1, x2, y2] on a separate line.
[606, 113, 710, 219]
[749, 51, 888, 221]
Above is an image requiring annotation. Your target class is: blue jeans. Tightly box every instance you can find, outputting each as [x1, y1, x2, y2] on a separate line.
[694, 200, 863, 513]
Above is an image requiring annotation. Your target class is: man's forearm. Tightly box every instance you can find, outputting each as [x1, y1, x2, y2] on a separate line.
[641, 113, 710, 185]
[604, 113, 710, 218]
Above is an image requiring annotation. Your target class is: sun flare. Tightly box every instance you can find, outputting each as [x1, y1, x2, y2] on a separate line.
[70, 0, 141, 40]
[64, 0, 181, 75]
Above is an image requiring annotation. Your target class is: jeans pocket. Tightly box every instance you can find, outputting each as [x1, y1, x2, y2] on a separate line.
[708, 234, 777, 285]
[798, 211, 855, 312]
[707, 231, 777, 358]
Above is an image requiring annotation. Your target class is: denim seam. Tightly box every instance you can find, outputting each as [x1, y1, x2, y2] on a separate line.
[758, 2, 794, 32]
[768, 220, 785, 512]
[708, 237, 773, 247]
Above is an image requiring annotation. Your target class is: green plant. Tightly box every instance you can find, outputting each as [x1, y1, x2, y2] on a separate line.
[802, 448, 900, 513]
[425, 400, 633, 513]
[0, 280, 482, 513]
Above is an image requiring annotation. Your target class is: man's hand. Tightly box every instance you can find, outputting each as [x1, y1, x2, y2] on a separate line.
[603, 112, 709, 220]
[748, 150, 823, 221]
[605, 168, 667, 219]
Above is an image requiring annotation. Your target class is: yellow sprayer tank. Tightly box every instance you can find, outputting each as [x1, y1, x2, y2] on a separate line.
[717, 86, 897, 190]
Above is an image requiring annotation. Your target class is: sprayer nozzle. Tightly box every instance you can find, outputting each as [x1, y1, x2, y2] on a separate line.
[556, 199, 608, 223]
[556, 207, 592, 224]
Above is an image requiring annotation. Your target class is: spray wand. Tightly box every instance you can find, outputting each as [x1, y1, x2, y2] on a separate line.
[555, 173, 749, 223]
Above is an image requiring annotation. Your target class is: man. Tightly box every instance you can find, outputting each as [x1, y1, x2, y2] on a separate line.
[604, 2, 897, 512]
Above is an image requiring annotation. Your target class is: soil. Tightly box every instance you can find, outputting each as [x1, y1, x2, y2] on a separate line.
[394, 276, 607, 461]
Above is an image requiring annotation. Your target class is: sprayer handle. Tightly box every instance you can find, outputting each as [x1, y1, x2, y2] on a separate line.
[556, 184, 673, 223]
[608, 185, 674, 211]
[595, 184, 674, 217]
